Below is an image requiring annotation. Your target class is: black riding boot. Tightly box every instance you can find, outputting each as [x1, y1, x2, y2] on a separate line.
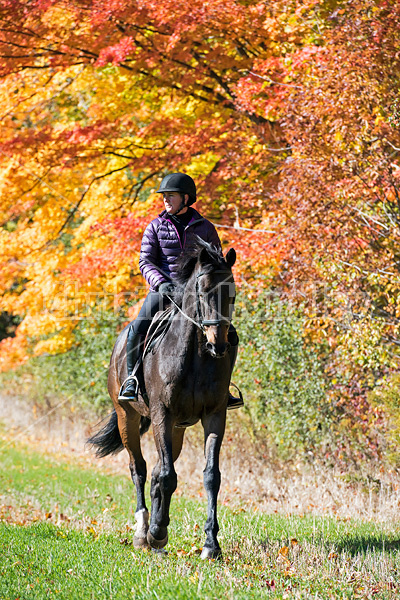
[227, 343, 244, 410]
[118, 328, 145, 402]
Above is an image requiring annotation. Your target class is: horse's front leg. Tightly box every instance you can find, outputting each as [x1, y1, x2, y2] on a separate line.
[147, 415, 184, 549]
[200, 410, 226, 560]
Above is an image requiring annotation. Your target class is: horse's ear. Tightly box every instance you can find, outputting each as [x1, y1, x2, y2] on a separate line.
[199, 247, 210, 266]
[225, 248, 236, 268]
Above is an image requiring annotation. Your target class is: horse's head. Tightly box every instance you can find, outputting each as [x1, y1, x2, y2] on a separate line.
[196, 245, 236, 358]
[176, 239, 237, 358]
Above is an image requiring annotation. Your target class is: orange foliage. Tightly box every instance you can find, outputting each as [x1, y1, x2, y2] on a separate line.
[0, 332, 28, 372]
[0, 0, 399, 379]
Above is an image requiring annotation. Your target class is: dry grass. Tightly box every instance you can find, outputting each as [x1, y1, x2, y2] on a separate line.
[1, 394, 400, 523]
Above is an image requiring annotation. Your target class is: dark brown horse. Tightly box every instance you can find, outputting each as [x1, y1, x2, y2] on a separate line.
[88, 240, 236, 559]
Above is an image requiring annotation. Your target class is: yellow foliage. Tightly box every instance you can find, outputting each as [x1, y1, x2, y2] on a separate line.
[33, 332, 74, 356]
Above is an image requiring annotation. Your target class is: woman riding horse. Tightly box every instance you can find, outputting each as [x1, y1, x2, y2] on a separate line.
[118, 172, 243, 410]
[90, 236, 238, 557]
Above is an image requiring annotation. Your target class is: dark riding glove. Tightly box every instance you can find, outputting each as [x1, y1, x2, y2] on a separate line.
[158, 282, 177, 297]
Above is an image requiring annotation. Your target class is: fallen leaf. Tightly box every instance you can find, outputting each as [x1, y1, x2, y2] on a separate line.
[86, 526, 98, 539]
[56, 530, 67, 539]
[278, 546, 289, 557]
[189, 571, 199, 584]
[119, 538, 132, 546]
[263, 579, 276, 590]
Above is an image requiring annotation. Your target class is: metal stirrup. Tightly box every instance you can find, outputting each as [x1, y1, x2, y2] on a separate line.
[118, 373, 139, 401]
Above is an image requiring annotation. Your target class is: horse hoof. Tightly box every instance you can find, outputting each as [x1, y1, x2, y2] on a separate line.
[200, 546, 222, 561]
[147, 530, 168, 549]
[133, 536, 149, 549]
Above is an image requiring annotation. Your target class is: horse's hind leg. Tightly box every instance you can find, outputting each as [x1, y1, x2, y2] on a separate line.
[200, 410, 226, 560]
[115, 407, 149, 548]
[147, 421, 185, 550]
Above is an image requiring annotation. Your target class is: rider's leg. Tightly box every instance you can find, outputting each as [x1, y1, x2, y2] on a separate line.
[118, 327, 145, 401]
[118, 292, 167, 402]
[227, 325, 244, 410]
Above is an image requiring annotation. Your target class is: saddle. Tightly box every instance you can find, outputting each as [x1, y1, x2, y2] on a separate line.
[132, 306, 177, 405]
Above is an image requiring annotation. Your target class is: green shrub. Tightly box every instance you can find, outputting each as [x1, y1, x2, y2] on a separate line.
[1, 290, 393, 464]
[369, 374, 400, 465]
[234, 292, 331, 459]
[0, 305, 127, 413]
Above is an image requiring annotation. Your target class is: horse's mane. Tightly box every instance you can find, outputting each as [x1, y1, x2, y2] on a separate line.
[175, 238, 230, 286]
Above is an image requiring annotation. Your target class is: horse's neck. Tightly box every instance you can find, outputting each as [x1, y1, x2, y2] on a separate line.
[177, 282, 200, 343]
[181, 281, 197, 318]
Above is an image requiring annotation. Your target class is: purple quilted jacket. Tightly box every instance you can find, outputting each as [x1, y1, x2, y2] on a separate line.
[139, 209, 221, 290]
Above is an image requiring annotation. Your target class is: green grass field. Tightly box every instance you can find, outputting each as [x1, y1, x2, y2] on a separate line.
[0, 433, 399, 599]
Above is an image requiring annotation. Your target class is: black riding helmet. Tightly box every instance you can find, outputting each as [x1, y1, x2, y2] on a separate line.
[156, 173, 196, 206]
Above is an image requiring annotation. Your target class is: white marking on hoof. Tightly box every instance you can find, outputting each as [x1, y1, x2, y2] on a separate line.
[147, 530, 168, 549]
[133, 509, 149, 547]
[200, 546, 222, 560]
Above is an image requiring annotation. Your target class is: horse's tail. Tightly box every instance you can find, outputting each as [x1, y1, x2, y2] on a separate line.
[87, 409, 123, 458]
[87, 410, 152, 458]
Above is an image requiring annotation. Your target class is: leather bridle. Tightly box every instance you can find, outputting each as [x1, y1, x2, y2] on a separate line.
[195, 270, 235, 329]
[166, 269, 235, 334]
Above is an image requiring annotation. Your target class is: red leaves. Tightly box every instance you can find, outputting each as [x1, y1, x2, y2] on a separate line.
[96, 37, 136, 67]
[290, 45, 326, 70]
[62, 214, 148, 283]
[64, 123, 112, 145]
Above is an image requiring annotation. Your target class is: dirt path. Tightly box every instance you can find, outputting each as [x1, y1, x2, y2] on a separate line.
[1, 394, 400, 521]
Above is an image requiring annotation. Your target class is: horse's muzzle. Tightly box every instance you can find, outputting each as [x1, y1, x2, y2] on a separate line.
[206, 341, 230, 358]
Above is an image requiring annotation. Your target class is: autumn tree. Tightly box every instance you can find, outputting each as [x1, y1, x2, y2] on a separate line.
[0, 0, 399, 413]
